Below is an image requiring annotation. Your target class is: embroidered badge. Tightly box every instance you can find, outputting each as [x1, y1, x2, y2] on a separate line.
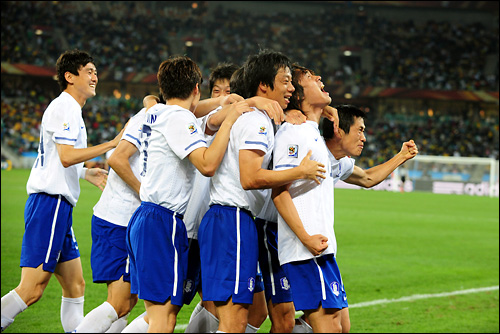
[188, 123, 198, 135]
[248, 277, 255, 292]
[288, 145, 298, 158]
[63, 123, 70, 131]
[184, 279, 194, 293]
[280, 277, 290, 290]
[330, 281, 340, 296]
[258, 126, 267, 135]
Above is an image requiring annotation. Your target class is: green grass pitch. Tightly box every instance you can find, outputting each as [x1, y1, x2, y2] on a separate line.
[2, 169, 499, 333]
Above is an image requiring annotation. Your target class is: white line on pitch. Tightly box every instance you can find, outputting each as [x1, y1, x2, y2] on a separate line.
[174, 285, 499, 330]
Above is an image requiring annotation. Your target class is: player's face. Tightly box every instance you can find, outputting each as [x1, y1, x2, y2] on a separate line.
[71, 62, 98, 99]
[343, 117, 366, 157]
[211, 79, 231, 98]
[300, 71, 331, 107]
[267, 67, 295, 109]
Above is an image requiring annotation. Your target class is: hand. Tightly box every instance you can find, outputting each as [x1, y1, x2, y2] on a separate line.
[299, 150, 326, 184]
[223, 100, 252, 126]
[248, 96, 284, 125]
[284, 109, 306, 125]
[85, 168, 108, 191]
[400, 139, 418, 160]
[110, 127, 125, 148]
[220, 93, 244, 106]
[322, 106, 340, 138]
[143, 95, 160, 110]
[303, 234, 329, 256]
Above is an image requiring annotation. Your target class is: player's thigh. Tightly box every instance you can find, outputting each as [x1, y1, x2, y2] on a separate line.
[54, 257, 85, 297]
[305, 306, 341, 333]
[145, 299, 181, 332]
[340, 307, 350, 333]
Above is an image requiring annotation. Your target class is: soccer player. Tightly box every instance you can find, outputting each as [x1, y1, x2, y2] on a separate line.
[1, 49, 123, 333]
[197, 50, 327, 333]
[125, 55, 249, 333]
[272, 64, 347, 332]
[73, 95, 159, 333]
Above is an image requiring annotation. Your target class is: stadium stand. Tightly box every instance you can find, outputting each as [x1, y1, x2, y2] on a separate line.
[1, 1, 498, 170]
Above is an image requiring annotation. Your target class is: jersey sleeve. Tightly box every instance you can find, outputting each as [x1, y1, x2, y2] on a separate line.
[273, 124, 307, 170]
[339, 157, 355, 180]
[163, 111, 208, 160]
[122, 109, 145, 150]
[46, 103, 81, 146]
[236, 111, 273, 154]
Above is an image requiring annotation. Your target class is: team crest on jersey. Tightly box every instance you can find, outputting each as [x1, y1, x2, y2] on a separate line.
[330, 281, 340, 296]
[63, 123, 70, 131]
[184, 279, 194, 293]
[188, 123, 198, 135]
[258, 126, 267, 135]
[280, 277, 290, 290]
[248, 277, 255, 292]
[288, 145, 298, 158]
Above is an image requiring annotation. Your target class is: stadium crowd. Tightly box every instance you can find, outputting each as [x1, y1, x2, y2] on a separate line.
[1, 1, 499, 165]
[1, 1, 498, 91]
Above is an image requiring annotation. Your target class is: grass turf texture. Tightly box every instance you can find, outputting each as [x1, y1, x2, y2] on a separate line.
[1, 169, 498, 333]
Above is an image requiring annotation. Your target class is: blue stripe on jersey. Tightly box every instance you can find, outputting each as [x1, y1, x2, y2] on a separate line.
[54, 136, 77, 142]
[185, 139, 207, 151]
[244, 141, 268, 149]
[125, 133, 141, 146]
[275, 164, 298, 169]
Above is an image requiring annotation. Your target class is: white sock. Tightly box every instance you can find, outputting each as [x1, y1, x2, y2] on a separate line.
[105, 312, 130, 333]
[185, 306, 219, 333]
[61, 296, 84, 333]
[189, 302, 204, 322]
[121, 311, 148, 333]
[245, 323, 259, 333]
[292, 316, 313, 333]
[74, 301, 118, 333]
[1, 290, 27, 331]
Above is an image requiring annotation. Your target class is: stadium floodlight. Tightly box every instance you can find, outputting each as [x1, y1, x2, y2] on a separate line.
[401, 155, 499, 197]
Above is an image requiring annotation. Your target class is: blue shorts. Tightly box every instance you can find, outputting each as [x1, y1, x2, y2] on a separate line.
[183, 238, 202, 305]
[283, 254, 348, 311]
[198, 205, 259, 304]
[255, 218, 293, 304]
[126, 202, 188, 305]
[91, 215, 130, 283]
[20, 193, 79, 272]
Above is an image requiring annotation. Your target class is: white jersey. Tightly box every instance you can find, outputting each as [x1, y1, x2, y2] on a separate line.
[209, 107, 274, 216]
[328, 150, 355, 186]
[273, 121, 353, 265]
[139, 103, 207, 215]
[26, 92, 87, 207]
[183, 108, 218, 239]
[92, 108, 146, 227]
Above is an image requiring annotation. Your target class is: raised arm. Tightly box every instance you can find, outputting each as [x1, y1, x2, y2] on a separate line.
[272, 185, 328, 256]
[107, 140, 141, 195]
[188, 100, 250, 177]
[239, 150, 326, 190]
[345, 139, 418, 188]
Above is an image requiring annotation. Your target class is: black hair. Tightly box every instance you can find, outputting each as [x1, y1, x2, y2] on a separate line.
[56, 49, 94, 91]
[322, 104, 366, 139]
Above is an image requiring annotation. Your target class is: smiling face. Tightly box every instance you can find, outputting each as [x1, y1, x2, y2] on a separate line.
[261, 66, 295, 109]
[211, 78, 231, 98]
[341, 116, 366, 157]
[71, 62, 98, 99]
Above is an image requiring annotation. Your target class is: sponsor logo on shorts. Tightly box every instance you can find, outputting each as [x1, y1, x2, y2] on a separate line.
[288, 145, 298, 158]
[184, 279, 194, 293]
[248, 277, 255, 292]
[280, 277, 290, 290]
[330, 281, 340, 296]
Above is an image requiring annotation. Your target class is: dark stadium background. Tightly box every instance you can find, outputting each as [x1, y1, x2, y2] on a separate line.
[1, 0, 498, 179]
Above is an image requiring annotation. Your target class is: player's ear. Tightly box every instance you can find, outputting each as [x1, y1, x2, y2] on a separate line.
[258, 82, 269, 94]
